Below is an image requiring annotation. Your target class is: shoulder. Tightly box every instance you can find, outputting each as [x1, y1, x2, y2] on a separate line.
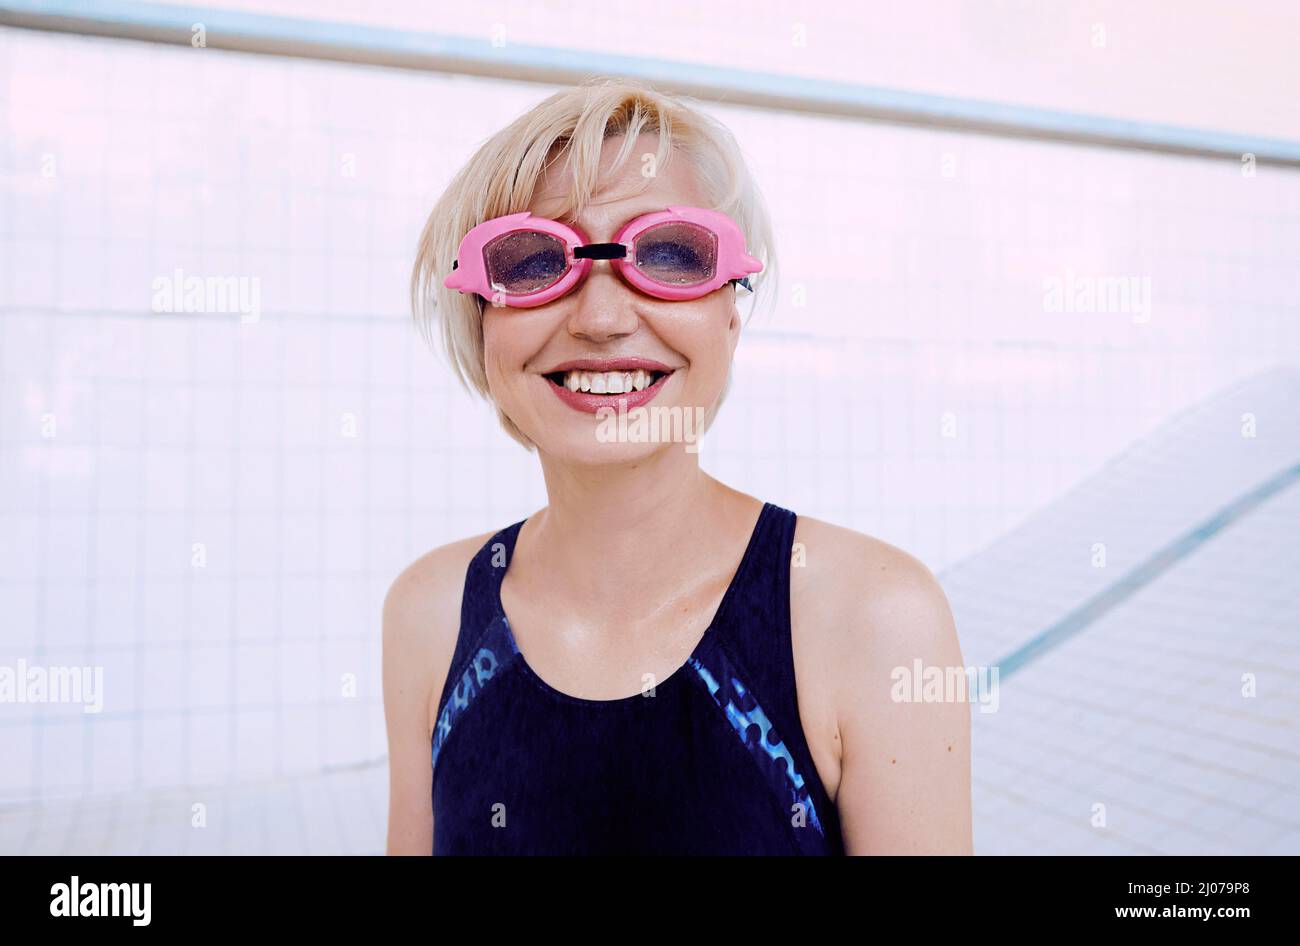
[381, 527, 499, 732]
[791, 514, 955, 637]
[789, 515, 962, 728]
[382, 527, 497, 635]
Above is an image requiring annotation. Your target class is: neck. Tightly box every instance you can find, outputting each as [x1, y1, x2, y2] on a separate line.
[535, 441, 723, 539]
[523, 443, 747, 614]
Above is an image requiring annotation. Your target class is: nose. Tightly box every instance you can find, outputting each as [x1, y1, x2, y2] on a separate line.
[563, 262, 641, 341]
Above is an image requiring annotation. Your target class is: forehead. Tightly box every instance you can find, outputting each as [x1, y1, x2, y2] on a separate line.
[528, 134, 709, 235]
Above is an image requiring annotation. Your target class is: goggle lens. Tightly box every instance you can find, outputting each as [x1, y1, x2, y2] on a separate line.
[633, 222, 717, 287]
[484, 230, 569, 294]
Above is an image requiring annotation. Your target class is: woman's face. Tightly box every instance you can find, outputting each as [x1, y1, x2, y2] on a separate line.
[481, 133, 742, 463]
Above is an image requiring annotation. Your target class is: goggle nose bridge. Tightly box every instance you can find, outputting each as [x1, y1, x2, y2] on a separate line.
[572, 242, 628, 261]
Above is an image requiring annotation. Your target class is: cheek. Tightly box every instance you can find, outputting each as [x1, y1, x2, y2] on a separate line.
[670, 303, 734, 381]
[481, 314, 535, 390]
[483, 340, 509, 388]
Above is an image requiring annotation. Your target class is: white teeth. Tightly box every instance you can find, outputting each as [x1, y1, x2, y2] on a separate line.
[560, 369, 660, 393]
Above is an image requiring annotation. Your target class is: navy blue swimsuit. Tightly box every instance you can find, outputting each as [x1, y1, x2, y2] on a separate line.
[430, 501, 845, 855]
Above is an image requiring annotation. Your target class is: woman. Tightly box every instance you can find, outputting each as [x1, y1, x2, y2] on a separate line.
[384, 77, 971, 855]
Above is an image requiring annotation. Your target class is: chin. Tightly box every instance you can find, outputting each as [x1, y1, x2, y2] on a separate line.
[533, 427, 674, 464]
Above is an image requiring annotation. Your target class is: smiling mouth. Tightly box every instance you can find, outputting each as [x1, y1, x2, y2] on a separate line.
[543, 368, 673, 394]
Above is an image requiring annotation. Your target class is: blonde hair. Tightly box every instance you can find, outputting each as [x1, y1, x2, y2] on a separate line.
[410, 75, 777, 451]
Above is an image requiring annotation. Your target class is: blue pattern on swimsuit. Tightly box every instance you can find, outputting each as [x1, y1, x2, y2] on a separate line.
[686, 651, 826, 838]
[431, 616, 519, 771]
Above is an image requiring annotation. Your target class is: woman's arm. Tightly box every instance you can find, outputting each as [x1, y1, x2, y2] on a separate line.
[382, 539, 481, 855]
[828, 539, 973, 855]
[382, 564, 437, 854]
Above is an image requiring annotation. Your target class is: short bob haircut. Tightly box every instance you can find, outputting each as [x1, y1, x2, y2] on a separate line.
[410, 75, 777, 451]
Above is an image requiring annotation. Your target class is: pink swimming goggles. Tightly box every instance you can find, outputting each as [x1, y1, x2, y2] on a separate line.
[444, 205, 763, 308]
